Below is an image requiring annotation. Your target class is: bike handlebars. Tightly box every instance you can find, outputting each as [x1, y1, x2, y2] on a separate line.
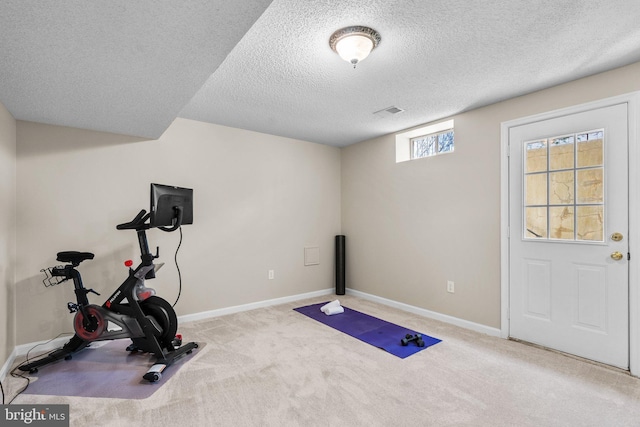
[116, 209, 151, 230]
[116, 208, 184, 232]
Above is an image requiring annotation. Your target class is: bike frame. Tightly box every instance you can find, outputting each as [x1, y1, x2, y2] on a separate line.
[19, 208, 198, 382]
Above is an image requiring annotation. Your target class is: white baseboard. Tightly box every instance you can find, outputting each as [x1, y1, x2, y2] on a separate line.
[346, 289, 502, 337]
[0, 289, 335, 381]
[177, 288, 335, 324]
[13, 336, 74, 358]
[0, 347, 18, 383]
[1, 335, 73, 382]
[1, 286, 501, 382]
[178, 287, 502, 337]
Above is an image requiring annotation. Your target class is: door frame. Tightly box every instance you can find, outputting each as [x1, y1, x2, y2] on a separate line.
[500, 91, 640, 375]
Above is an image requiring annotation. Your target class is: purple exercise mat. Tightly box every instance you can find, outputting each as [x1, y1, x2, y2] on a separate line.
[294, 302, 441, 358]
[22, 339, 202, 399]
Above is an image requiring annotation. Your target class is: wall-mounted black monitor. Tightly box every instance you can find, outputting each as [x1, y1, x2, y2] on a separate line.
[150, 183, 193, 229]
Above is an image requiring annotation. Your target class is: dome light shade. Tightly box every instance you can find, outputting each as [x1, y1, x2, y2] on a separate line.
[330, 26, 381, 68]
[335, 35, 373, 64]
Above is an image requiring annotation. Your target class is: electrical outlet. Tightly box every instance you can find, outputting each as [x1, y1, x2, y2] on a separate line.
[268, 270, 275, 280]
[447, 280, 455, 293]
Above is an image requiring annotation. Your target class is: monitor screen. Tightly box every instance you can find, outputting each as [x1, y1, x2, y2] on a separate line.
[150, 183, 193, 228]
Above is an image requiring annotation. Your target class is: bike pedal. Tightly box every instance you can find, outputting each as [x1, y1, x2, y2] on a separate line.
[67, 302, 79, 313]
[171, 333, 182, 347]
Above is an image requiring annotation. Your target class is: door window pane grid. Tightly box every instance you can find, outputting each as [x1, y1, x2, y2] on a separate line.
[523, 129, 604, 242]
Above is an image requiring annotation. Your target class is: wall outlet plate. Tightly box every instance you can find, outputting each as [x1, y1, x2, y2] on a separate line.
[447, 281, 455, 293]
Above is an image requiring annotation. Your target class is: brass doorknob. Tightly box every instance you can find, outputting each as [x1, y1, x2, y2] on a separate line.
[611, 251, 624, 261]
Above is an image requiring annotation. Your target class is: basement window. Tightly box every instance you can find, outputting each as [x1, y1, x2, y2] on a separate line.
[411, 128, 454, 159]
[395, 120, 454, 163]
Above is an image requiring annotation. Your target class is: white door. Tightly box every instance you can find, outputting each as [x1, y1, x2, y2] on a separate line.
[509, 103, 629, 369]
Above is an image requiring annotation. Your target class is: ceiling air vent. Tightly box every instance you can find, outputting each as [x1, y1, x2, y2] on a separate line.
[373, 106, 405, 118]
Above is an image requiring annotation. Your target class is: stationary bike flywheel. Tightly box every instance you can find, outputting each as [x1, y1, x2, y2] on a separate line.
[138, 296, 178, 349]
[74, 304, 106, 341]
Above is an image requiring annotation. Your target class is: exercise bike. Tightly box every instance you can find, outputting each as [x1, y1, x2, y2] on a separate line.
[20, 185, 198, 382]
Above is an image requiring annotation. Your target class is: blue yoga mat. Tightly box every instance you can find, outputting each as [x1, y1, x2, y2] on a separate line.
[294, 302, 441, 358]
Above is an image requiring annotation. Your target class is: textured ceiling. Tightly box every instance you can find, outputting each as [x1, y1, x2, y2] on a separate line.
[0, 0, 273, 138]
[1, 1, 640, 146]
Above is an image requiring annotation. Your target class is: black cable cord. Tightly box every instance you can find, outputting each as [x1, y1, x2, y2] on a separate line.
[1, 376, 5, 404]
[8, 365, 31, 404]
[4, 333, 73, 404]
[172, 226, 183, 307]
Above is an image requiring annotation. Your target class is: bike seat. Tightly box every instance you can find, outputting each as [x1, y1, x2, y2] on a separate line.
[57, 251, 95, 266]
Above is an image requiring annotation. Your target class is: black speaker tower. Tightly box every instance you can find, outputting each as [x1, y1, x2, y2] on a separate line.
[335, 235, 346, 295]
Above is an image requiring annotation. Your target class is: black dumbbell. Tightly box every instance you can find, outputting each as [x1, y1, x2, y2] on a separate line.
[401, 333, 425, 347]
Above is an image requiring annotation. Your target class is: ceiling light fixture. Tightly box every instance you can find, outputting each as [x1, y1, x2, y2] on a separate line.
[329, 26, 381, 68]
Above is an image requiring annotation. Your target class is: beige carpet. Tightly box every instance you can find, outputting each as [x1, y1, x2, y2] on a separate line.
[5, 294, 640, 426]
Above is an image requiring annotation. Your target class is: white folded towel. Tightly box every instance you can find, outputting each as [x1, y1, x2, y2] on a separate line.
[325, 305, 344, 315]
[320, 299, 341, 313]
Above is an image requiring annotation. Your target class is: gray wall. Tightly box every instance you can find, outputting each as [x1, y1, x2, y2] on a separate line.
[0, 101, 16, 362]
[15, 118, 341, 344]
